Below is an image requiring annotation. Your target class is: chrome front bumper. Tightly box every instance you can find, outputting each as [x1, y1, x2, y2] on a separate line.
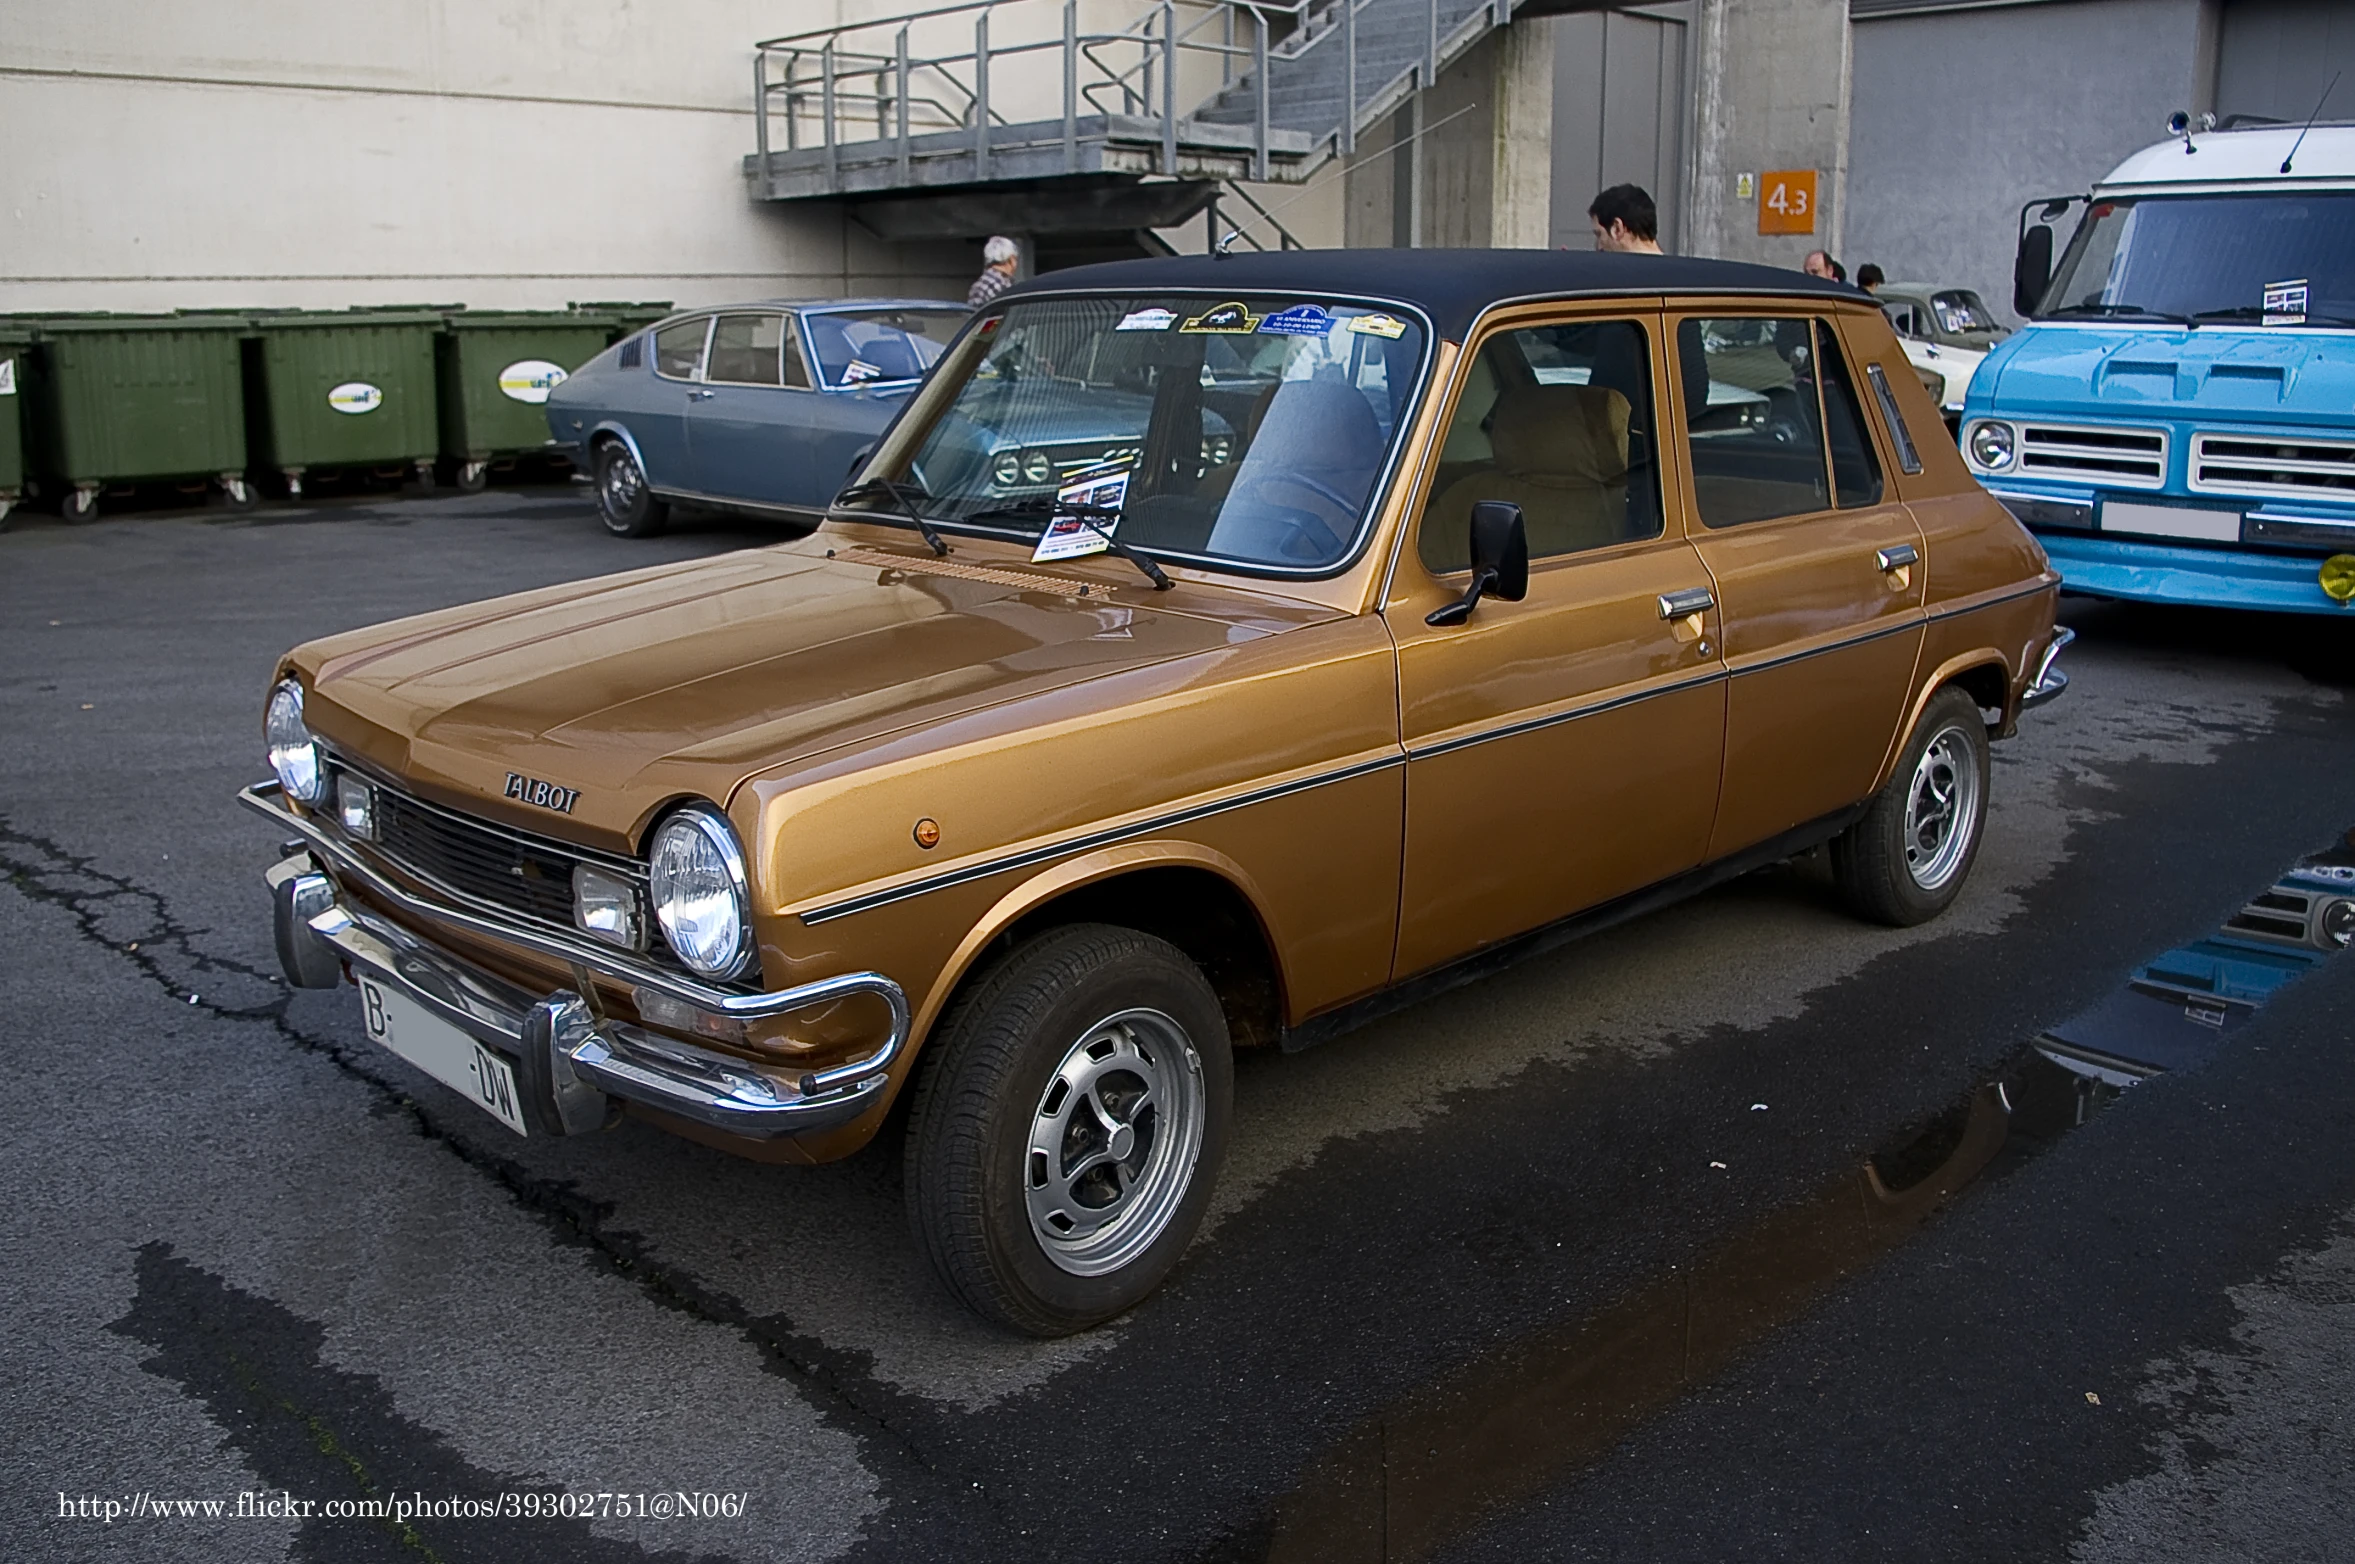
[246, 782, 907, 1139]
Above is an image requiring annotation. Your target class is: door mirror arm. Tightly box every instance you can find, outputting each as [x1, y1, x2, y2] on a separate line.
[1426, 501, 1530, 627]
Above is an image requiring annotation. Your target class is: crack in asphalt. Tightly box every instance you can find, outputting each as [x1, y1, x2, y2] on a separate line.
[0, 814, 1019, 1558]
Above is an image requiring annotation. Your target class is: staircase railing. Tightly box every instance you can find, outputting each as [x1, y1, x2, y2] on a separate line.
[755, 0, 1310, 187]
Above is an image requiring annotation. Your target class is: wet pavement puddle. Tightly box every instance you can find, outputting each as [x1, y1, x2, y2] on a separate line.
[1218, 830, 2355, 1564]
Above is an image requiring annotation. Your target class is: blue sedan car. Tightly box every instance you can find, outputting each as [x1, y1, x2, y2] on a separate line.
[546, 298, 970, 537]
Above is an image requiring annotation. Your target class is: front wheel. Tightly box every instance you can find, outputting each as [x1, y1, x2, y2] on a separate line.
[593, 440, 667, 538]
[905, 924, 1232, 1336]
[1832, 685, 1990, 927]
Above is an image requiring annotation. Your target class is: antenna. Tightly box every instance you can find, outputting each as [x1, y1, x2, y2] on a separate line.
[2280, 70, 2342, 173]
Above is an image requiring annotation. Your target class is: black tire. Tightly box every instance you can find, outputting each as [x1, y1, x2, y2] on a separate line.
[904, 923, 1232, 1336]
[1832, 685, 1991, 927]
[61, 488, 97, 523]
[455, 463, 489, 494]
[593, 440, 667, 538]
[215, 475, 261, 514]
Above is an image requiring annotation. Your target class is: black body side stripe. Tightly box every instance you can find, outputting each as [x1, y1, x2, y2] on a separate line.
[796, 754, 1405, 925]
[1409, 667, 1729, 761]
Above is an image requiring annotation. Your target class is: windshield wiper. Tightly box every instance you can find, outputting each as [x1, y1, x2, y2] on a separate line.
[2042, 303, 2197, 326]
[965, 500, 1173, 591]
[831, 476, 949, 556]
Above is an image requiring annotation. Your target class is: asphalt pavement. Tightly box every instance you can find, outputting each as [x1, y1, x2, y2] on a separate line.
[2, 488, 2350, 1563]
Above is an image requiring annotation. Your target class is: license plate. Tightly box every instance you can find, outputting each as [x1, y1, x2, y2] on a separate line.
[2099, 501, 2241, 542]
[358, 975, 530, 1136]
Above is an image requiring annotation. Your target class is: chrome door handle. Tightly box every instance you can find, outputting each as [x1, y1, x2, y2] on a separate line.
[689, 388, 716, 401]
[1877, 543, 1919, 571]
[1658, 587, 1715, 619]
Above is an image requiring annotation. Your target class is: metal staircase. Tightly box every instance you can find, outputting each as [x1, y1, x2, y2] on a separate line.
[745, 0, 1538, 246]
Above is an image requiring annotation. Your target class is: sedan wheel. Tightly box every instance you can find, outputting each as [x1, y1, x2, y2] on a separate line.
[906, 924, 1231, 1336]
[594, 441, 668, 538]
[1832, 684, 1990, 927]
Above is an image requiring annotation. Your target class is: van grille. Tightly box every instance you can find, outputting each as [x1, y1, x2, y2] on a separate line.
[2188, 431, 2355, 500]
[2018, 423, 2168, 487]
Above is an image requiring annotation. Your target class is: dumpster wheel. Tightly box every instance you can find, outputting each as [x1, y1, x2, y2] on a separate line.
[217, 475, 260, 515]
[62, 487, 98, 524]
[457, 460, 489, 494]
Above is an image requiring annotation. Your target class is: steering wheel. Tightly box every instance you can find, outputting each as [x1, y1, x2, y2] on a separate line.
[1226, 473, 1351, 560]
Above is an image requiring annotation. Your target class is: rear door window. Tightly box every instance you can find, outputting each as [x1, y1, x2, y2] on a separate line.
[1677, 316, 1830, 527]
[654, 317, 712, 381]
[1815, 322, 1884, 508]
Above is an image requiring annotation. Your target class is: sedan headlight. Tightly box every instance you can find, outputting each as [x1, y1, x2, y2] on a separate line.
[990, 449, 1023, 487]
[1967, 420, 2016, 471]
[265, 679, 327, 804]
[647, 807, 753, 980]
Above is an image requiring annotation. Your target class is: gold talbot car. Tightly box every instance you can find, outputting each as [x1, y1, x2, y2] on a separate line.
[246, 251, 2069, 1335]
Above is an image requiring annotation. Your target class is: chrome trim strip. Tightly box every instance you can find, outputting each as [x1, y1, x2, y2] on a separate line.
[796, 753, 1407, 926]
[1410, 667, 1728, 763]
[242, 783, 908, 1062]
[303, 885, 892, 1134]
[2022, 625, 2074, 711]
[648, 485, 828, 522]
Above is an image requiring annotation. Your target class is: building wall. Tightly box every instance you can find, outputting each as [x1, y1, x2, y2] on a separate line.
[1688, 0, 1853, 266]
[2215, 0, 2355, 123]
[1845, 0, 2219, 324]
[0, 0, 982, 314]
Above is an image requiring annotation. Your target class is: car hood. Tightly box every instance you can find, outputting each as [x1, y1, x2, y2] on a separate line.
[292, 539, 1327, 847]
[1975, 323, 2355, 424]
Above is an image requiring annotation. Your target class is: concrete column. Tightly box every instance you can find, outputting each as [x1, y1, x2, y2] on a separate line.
[1687, 0, 1852, 268]
[1371, 18, 1555, 251]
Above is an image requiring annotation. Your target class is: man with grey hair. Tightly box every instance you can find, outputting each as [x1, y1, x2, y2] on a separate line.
[967, 235, 1019, 308]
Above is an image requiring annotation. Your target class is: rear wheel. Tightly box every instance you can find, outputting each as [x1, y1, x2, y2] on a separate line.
[905, 924, 1231, 1336]
[1832, 685, 1990, 927]
[593, 441, 667, 538]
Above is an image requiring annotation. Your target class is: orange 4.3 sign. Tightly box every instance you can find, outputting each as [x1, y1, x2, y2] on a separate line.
[1759, 170, 1818, 236]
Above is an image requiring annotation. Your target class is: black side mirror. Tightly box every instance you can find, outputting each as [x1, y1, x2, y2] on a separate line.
[1426, 501, 1529, 627]
[2012, 226, 2054, 319]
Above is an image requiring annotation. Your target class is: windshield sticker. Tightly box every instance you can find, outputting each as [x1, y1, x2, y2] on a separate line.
[1257, 303, 1333, 337]
[1180, 301, 1263, 334]
[840, 359, 884, 385]
[977, 315, 1004, 336]
[1116, 307, 1178, 332]
[1346, 313, 1408, 340]
[2264, 278, 2309, 327]
[1031, 457, 1133, 562]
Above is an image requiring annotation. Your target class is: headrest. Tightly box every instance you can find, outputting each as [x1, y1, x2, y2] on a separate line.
[1252, 378, 1384, 473]
[1489, 384, 1630, 484]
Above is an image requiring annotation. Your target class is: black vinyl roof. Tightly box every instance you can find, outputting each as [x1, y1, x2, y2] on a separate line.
[999, 248, 1867, 339]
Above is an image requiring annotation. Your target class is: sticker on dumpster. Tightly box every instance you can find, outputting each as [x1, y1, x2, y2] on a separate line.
[497, 359, 569, 404]
[0, 357, 14, 396]
[328, 382, 384, 415]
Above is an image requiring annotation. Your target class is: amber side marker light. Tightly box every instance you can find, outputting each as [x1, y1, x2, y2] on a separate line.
[2320, 554, 2355, 606]
[913, 818, 941, 850]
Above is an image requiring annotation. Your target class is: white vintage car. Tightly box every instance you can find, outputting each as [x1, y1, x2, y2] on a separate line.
[1877, 284, 2008, 422]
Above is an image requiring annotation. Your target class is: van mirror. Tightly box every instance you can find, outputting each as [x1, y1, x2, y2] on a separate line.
[2013, 225, 2054, 319]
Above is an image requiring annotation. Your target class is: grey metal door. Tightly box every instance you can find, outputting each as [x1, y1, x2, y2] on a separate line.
[634, 315, 710, 492]
[1549, 5, 1691, 256]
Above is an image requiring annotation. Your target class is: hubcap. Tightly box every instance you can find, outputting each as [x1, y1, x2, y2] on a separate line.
[1024, 1008, 1206, 1278]
[1903, 724, 1981, 891]
[600, 450, 642, 514]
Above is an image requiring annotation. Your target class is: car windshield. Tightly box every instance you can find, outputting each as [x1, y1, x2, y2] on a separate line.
[1930, 290, 1997, 334]
[803, 308, 968, 388]
[2039, 193, 2355, 321]
[854, 294, 1428, 574]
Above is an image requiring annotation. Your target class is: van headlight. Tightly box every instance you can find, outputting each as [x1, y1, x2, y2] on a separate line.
[1968, 420, 2016, 471]
[265, 679, 327, 804]
[647, 807, 754, 980]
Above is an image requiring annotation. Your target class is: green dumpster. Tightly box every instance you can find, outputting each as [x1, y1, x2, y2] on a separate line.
[249, 309, 442, 498]
[20, 314, 253, 521]
[436, 311, 615, 490]
[0, 326, 27, 526]
[571, 301, 675, 343]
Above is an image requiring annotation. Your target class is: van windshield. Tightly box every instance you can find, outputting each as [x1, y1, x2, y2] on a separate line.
[2040, 193, 2355, 322]
[847, 295, 1428, 574]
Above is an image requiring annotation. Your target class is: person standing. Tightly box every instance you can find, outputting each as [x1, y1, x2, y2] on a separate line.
[1802, 249, 1838, 281]
[967, 236, 1019, 309]
[1856, 263, 1885, 293]
[1588, 185, 1664, 254]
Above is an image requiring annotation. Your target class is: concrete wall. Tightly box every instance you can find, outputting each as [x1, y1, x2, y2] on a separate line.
[1339, 20, 1556, 252]
[1688, 0, 1852, 266]
[0, 0, 981, 314]
[1845, 0, 2220, 324]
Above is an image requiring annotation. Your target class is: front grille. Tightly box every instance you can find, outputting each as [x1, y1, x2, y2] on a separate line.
[2018, 423, 2167, 487]
[333, 762, 647, 944]
[2189, 431, 2355, 500]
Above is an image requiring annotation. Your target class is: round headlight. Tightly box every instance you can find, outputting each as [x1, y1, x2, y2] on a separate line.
[990, 450, 1023, 487]
[648, 807, 754, 981]
[1968, 420, 2016, 471]
[1022, 449, 1054, 484]
[265, 679, 327, 804]
[2320, 898, 2354, 949]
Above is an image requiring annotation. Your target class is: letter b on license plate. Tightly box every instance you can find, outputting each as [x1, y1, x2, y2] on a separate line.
[357, 975, 531, 1137]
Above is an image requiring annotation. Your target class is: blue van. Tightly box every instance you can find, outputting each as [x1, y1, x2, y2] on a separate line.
[1962, 121, 2355, 614]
